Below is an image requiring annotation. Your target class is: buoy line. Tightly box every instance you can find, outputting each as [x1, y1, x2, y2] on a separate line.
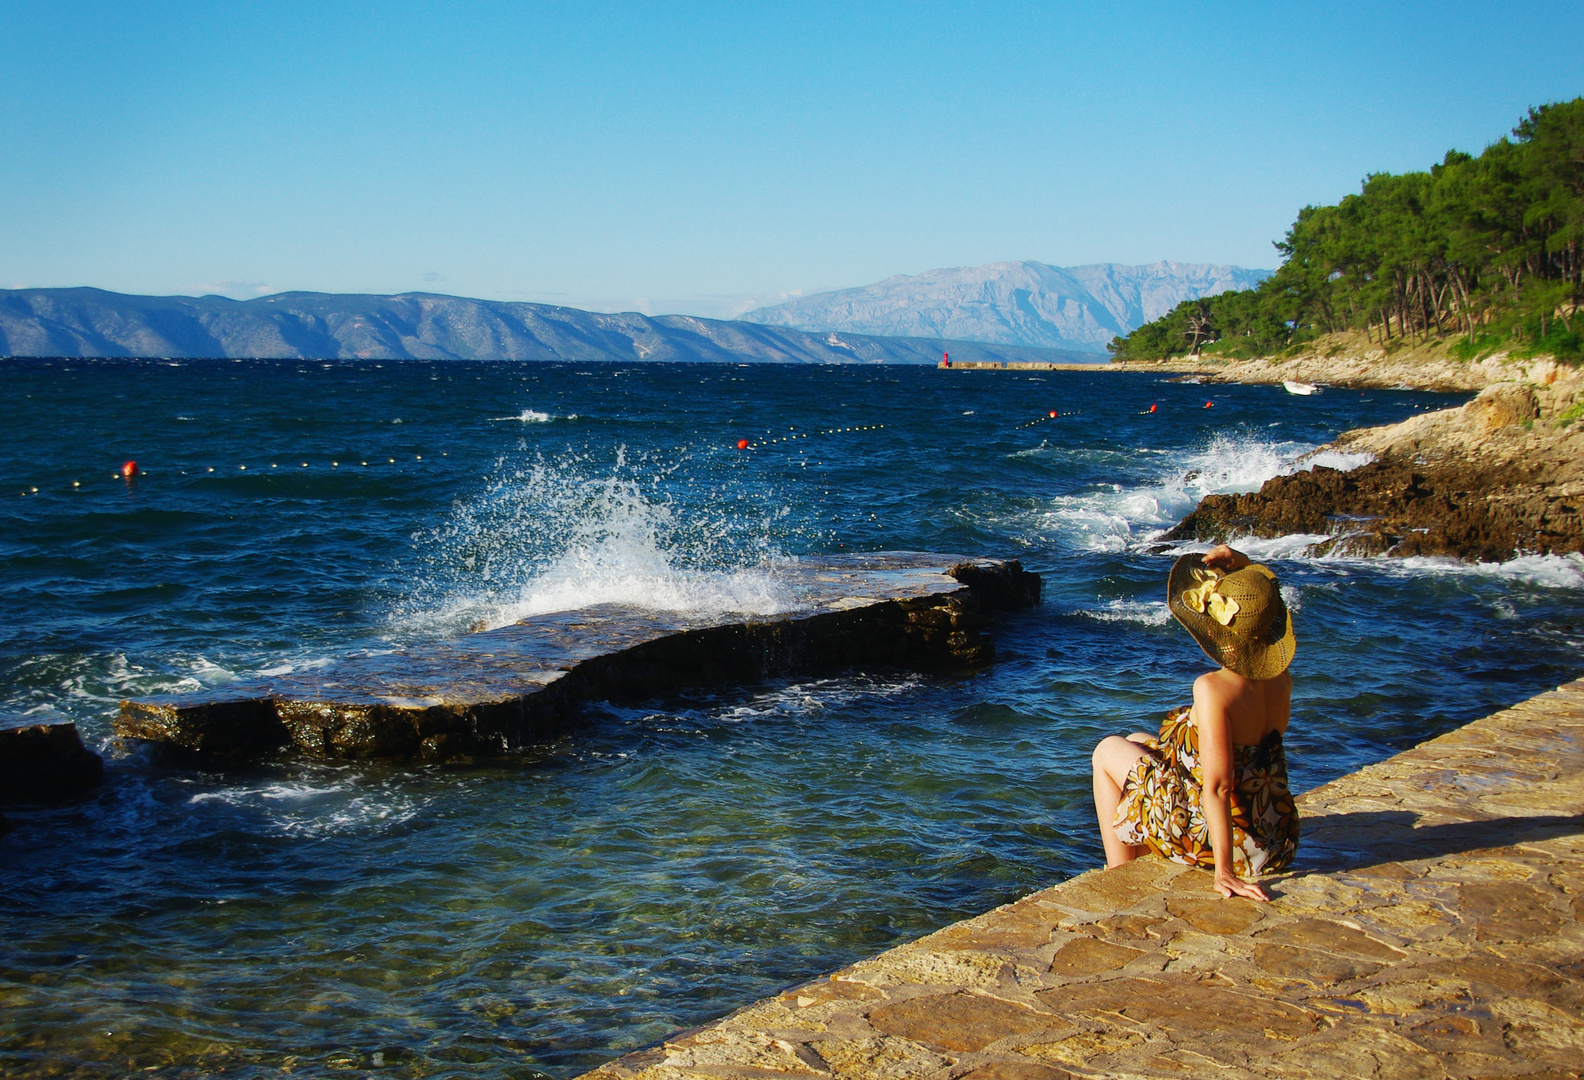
[734, 424, 886, 451]
[14, 452, 449, 496]
[1014, 409, 1082, 430]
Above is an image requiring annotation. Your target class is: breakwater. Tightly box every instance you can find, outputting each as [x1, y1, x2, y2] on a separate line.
[114, 556, 1040, 763]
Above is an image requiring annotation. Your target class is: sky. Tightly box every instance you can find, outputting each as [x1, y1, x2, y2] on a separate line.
[4, 2, 1583, 320]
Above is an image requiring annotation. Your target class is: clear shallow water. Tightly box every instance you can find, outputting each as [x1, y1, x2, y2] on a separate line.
[2, 360, 1581, 1078]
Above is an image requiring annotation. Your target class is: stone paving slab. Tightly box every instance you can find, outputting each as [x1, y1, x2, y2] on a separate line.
[579, 678, 1584, 1080]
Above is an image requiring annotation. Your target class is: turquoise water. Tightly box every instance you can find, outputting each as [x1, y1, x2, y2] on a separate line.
[2, 360, 1581, 1078]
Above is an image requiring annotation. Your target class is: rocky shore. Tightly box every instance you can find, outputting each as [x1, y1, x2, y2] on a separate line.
[1105, 332, 1579, 393]
[1164, 362, 1584, 562]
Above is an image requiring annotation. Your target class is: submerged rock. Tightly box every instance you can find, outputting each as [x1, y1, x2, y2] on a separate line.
[117, 557, 1041, 766]
[0, 722, 106, 805]
[1164, 378, 1584, 561]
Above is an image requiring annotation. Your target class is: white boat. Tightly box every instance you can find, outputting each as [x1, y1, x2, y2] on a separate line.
[1283, 380, 1319, 396]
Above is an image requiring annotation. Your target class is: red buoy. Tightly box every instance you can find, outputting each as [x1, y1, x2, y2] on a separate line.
[1203, 400, 1215, 408]
[120, 460, 137, 479]
[1048, 410, 1058, 418]
[736, 438, 749, 450]
[1148, 404, 1157, 413]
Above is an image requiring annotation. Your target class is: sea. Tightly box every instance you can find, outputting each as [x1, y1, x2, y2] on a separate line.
[2, 359, 1581, 1079]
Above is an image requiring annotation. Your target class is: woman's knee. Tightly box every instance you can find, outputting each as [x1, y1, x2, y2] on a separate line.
[1092, 734, 1137, 772]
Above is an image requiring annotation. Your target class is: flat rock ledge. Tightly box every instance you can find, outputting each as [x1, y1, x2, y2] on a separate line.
[116, 557, 1041, 765]
[579, 677, 1584, 1080]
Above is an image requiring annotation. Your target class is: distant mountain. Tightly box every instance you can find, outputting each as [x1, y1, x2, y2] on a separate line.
[740, 261, 1272, 353]
[0, 288, 1102, 364]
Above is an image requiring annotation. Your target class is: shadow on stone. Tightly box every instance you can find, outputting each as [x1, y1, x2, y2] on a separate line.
[1293, 810, 1584, 874]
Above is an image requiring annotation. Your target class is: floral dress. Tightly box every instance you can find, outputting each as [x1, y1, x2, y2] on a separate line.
[1112, 706, 1299, 876]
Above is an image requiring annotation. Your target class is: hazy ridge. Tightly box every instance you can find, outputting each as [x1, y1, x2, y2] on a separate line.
[740, 260, 1271, 352]
[0, 288, 1097, 364]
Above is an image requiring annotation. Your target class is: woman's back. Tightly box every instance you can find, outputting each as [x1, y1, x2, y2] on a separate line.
[1193, 668, 1290, 746]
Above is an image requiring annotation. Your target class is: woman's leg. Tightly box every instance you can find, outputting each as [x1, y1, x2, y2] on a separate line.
[1092, 735, 1153, 868]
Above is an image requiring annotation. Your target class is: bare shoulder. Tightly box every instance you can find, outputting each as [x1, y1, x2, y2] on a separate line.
[1192, 669, 1240, 706]
[1196, 669, 1291, 742]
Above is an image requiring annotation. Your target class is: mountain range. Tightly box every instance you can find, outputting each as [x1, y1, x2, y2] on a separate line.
[740, 260, 1271, 352]
[0, 260, 1269, 361]
[0, 288, 1099, 364]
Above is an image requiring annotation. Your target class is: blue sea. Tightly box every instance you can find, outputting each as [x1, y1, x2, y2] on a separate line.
[2, 359, 1581, 1079]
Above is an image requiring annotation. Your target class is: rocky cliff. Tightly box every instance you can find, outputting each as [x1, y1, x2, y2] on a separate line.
[740, 260, 1271, 352]
[0, 288, 1096, 364]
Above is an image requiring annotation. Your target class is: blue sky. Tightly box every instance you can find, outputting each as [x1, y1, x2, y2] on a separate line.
[4, 1, 1582, 318]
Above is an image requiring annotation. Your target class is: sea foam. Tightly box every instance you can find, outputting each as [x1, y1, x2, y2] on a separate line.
[390, 447, 799, 635]
[490, 408, 574, 423]
[1019, 431, 1332, 554]
[185, 775, 422, 837]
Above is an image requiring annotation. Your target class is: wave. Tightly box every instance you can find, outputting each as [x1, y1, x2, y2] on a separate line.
[1161, 538, 1584, 588]
[1010, 431, 1340, 554]
[389, 446, 804, 636]
[1381, 551, 1584, 589]
[1076, 598, 1173, 627]
[252, 657, 335, 679]
[489, 408, 574, 423]
[0, 652, 213, 733]
[184, 774, 422, 838]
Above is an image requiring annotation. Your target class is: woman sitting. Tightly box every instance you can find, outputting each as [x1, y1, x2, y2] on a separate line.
[1091, 544, 1299, 902]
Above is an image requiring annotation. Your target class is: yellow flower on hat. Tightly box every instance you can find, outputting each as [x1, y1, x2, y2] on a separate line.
[1181, 568, 1241, 625]
[1206, 591, 1240, 626]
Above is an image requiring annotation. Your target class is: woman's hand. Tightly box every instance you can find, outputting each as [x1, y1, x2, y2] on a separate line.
[1214, 871, 1270, 902]
[1203, 544, 1251, 573]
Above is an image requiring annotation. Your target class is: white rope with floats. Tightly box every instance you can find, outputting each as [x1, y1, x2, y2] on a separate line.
[733, 425, 886, 451]
[15, 452, 451, 496]
[28, 396, 1322, 494]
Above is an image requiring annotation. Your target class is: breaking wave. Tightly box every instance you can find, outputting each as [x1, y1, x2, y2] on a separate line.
[1014, 431, 1353, 554]
[489, 408, 575, 423]
[389, 446, 803, 636]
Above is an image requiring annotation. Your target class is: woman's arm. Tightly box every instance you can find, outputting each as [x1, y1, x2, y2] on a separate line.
[1193, 677, 1270, 902]
[1202, 544, 1251, 573]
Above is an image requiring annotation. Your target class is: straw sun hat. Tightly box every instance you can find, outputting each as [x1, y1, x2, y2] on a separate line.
[1167, 553, 1296, 680]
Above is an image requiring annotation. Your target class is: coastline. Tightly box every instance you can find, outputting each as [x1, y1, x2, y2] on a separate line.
[1102, 335, 1573, 394]
[578, 676, 1584, 1080]
[1163, 362, 1584, 561]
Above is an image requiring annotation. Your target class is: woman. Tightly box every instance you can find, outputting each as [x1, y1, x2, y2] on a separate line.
[1091, 544, 1298, 902]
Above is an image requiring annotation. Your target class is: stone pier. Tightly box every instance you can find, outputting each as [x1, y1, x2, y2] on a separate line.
[115, 555, 1040, 764]
[579, 678, 1584, 1080]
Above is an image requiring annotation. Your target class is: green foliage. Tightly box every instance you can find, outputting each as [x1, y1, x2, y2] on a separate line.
[1448, 332, 1509, 362]
[1110, 98, 1584, 363]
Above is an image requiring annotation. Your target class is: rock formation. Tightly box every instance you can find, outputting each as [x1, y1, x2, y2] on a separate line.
[1163, 373, 1584, 561]
[117, 559, 1042, 766]
[0, 723, 106, 811]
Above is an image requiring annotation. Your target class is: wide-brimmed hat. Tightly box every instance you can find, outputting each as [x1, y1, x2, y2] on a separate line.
[1167, 553, 1295, 679]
